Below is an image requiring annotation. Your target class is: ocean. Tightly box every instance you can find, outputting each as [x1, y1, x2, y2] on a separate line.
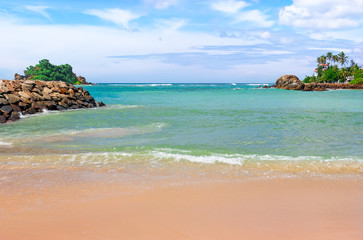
[0, 83, 362, 189]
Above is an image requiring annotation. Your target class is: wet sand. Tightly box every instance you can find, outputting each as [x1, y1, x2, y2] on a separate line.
[1, 174, 362, 240]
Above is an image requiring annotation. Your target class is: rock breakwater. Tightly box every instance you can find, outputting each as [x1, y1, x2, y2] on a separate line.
[274, 75, 363, 91]
[0, 80, 105, 123]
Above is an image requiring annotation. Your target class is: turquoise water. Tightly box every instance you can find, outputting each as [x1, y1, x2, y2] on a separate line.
[1, 83, 363, 176]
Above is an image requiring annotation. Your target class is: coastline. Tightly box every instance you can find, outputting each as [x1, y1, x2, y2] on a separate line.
[1, 83, 362, 239]
[274, 75, 363, 91]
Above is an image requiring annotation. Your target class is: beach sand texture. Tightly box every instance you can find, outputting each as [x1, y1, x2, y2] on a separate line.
[1, 171, 362, 240]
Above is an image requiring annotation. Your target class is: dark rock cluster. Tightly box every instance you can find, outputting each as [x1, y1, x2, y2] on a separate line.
[275, 75, 304, 90]
[0, 80, 105, 123]
[274, 75, 363, 91]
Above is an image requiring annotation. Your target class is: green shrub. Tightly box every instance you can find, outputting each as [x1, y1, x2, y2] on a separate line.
[25, 59, 78, 84]
[350, 77, 363, 85]
[323, 68, 339, 83]
[303, 75, 316, 83]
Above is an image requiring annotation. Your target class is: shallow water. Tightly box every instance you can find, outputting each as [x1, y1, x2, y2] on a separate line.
[0, 83, 362, 183]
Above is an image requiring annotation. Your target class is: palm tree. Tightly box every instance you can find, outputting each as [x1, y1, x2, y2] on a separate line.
[326, 52, 333, 65]
[340, 68, 348, 83]
[320, 55, 327, 64]
[338, 51, 348, 67]
[332, 55, 339, 66]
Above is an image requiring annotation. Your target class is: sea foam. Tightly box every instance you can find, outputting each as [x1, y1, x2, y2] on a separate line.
[0, 141, 12, 147]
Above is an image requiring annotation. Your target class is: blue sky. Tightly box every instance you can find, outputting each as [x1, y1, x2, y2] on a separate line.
[1, 0, 363, 83]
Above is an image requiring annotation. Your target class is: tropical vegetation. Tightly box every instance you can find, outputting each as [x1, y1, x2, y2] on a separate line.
[303, 51, 363, 85]
[25, 59, 81, 84]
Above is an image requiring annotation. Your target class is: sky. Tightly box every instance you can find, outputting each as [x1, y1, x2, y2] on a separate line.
[1, 0, 363, 83]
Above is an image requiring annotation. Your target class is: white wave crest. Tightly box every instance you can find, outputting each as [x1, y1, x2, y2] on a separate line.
[107, 105, 141, 110]
[0, 141, 12, 147]
[148, 150, 363, 166]
[247, 84, 270, 86]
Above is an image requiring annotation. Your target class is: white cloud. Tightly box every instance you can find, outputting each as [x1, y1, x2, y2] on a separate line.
[211, 0, 249, 14]
[307, 47, 352, 53]
[143, 0, 179, 9]
[0, 19, 266, 82]
[155, 18, 187, 31]
[84, 8, 143, 29]
[279, 0, 363, 29]
[25, 5, 52, 20]
[235, 10, 274, 27]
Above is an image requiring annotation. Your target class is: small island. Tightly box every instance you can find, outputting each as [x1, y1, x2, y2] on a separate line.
[15, 59, 92, 85]
[274, 51, 363, 91]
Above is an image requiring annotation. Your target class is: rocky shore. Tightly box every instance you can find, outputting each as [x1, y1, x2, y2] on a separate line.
[0, 80, 105, 123]
[274, 75, 363, 91]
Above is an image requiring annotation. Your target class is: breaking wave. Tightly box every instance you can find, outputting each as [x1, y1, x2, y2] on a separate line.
[1, 149, 362, 176]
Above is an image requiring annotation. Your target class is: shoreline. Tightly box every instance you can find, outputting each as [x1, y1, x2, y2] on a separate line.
[1, 172, 362, 240]
[274, 75, 363, 91]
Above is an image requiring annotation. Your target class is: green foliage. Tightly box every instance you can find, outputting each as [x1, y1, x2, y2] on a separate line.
[303, 75, 316, 83]
[305, 52, 363, 84]
[350, 77, 363, 85]
[350, 71, 363, 84]
[323, 68, 339, 83]
[25, 59, 78, 84]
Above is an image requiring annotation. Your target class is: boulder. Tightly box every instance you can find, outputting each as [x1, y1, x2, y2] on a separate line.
[43, 87, 53, 94]
[4, 94, 20, 104]
[1, 105, 13, 115]
[0, 79, 105, 123]
[14, 73, 26, 81]
[275, 75, 304, 90]
[0, 97, 8, 105]
[9, 111, 20, 121]
[10, 104, 21, 112]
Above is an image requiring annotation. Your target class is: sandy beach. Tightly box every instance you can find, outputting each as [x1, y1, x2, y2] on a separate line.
[1, 170, 362, 240]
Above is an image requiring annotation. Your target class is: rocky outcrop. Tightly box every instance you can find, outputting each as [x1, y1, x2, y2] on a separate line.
[275, 75, 304, 90]
[274, 75, 363, 91]
[0, 80, 105, 123]
[77, 75, 90, 85]
[312, 83, 363, 90]
[14, 73, 93, 85]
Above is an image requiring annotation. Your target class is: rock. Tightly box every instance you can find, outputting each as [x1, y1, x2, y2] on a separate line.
[1, 105, 13, 115]
[275, 75, 304, 90]
[0, 85, 11, 93]
[43, 87, 53, 94]
[77, 75, 90, 85]
[18, 91, 31, 99]
[0, 97, 8, 105]
[44, 101, 57, 110]
[60, 87, 69, 94]
[26, 107, 36, 114]
[35, 80, 46, 88]
[0, 79, 105, 123]
[14, 73, 26, 81]
[18, 101, 30, 108]
[9, 111, 20, 121]
[10, 104, 21, 112]
[56, 105, 66, 111]
[22, 83, 33, 91]
[23, 80, 35, 86]
[4, 94, 20, 104]
[43, 93, 52, 101]
[0, 115, 6, 123]
[32, 92, 44, 101]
